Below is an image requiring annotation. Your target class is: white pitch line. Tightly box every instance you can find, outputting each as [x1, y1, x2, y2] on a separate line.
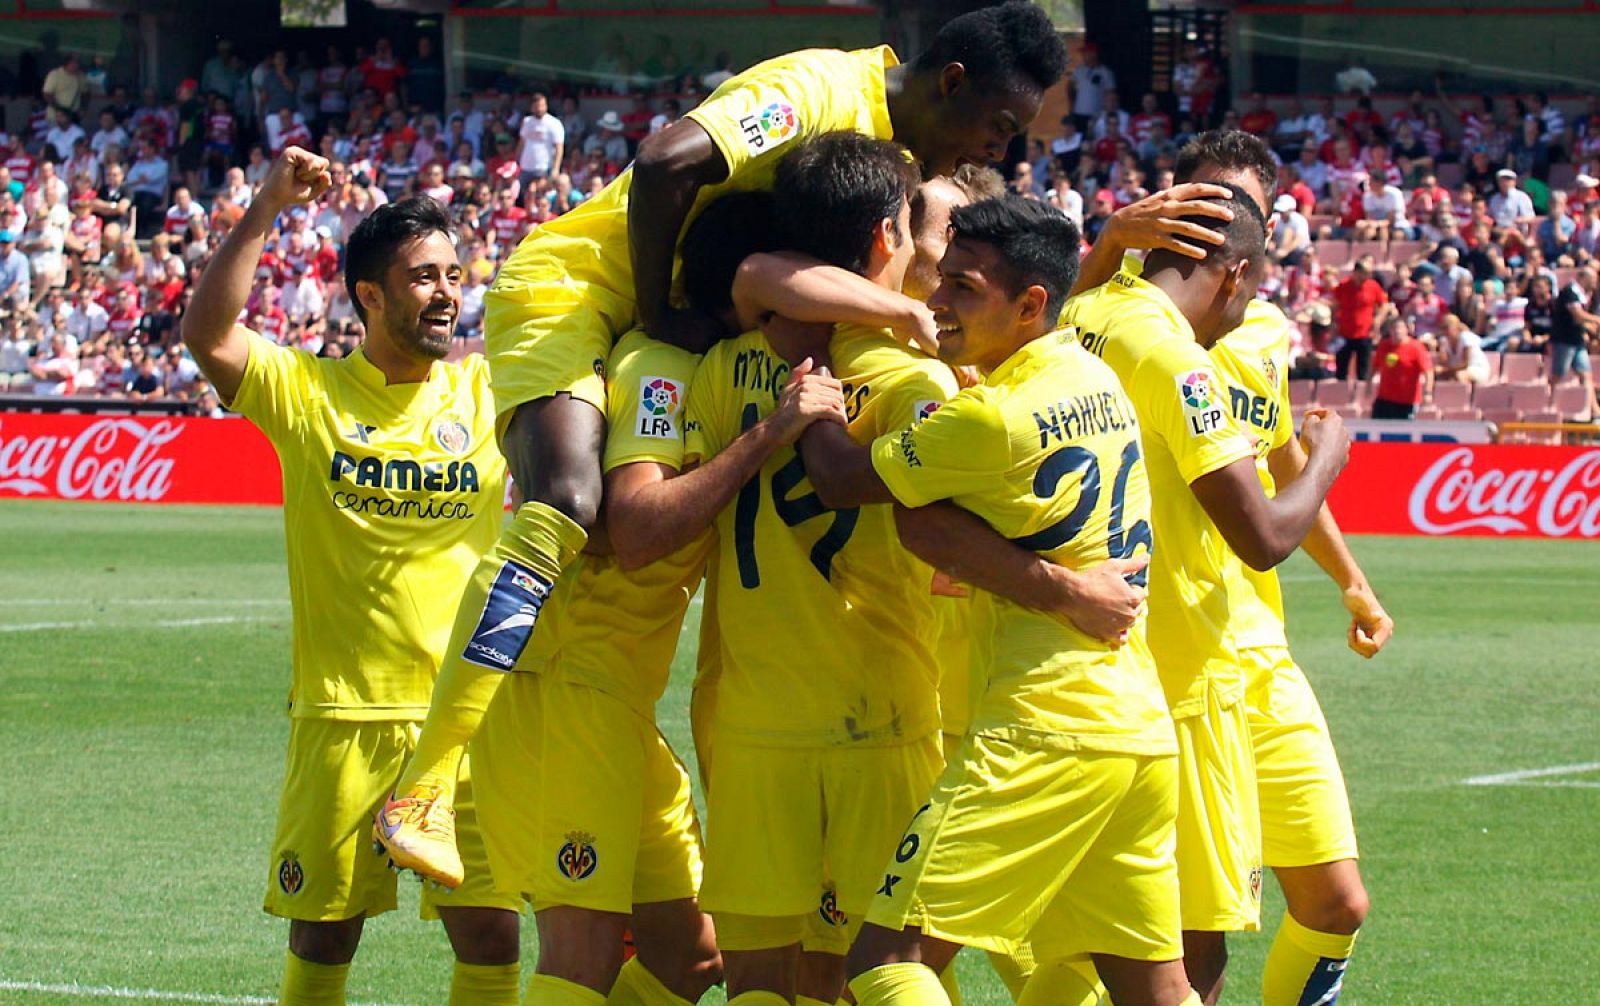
[1461, 762, 1600, 788]
[0, 978, 408, 1006]
[0, 615, 277, 634]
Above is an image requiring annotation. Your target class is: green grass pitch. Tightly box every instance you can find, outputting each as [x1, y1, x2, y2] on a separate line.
[1, 501, 1596, 1004]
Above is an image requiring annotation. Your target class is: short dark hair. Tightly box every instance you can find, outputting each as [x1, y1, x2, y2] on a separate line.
[344, 197, 453, 324]
[679, 190, 778, 317]
[774, 132, 921, 276]
[912, 1, 1067, 96]
[910, 165, 1006, 236]
[1174, 130, 1277, 209]
[948, 196, 1080, 320]
[1146, 182, 1266, 275]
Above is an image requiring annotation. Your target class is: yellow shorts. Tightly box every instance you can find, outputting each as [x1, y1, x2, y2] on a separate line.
[470, 673, 703, 913]
[264, 718, 518, 922]
[701, 732, 942, 954]
[482, 261, 627, 423]
[1245, 647, 1359, 868]
[1174, 684, 1263, 934]
[866, 734, 1182, 964]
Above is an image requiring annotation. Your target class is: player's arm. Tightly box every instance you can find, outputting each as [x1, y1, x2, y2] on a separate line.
[1267, 434, 1393, 657]
[629, 118, 729, 351]
[1189, 408, 1351, 572]
[181, 147, 329, 404]
[732, 252, 939, 355]
[606, 358, 847, 570]
[1070, 184, 1234, 296]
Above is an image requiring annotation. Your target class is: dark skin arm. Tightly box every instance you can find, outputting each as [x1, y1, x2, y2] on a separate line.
[1071, 184, 1233, 297]
[628, 119, 728, 353]
[1189, 410, 1350, 572]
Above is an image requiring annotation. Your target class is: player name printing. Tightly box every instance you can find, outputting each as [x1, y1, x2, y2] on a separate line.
[0, 416, 179, 501]
[1408, 447, 1600, 537]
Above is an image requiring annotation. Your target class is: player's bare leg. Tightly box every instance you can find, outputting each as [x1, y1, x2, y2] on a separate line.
[380, 395, 603, 886]
[1179, 931, 1227, 1006]
[1261, 860, 1367, 1006]
[1089, 955, 1202, 1006]
[846, 923, 961, 1006]
[723, 945, 802, 1006]
[281, 917, 363, 1006]
[622, 898, 724, 1006]
[441, 906, 522, 1006]
[797, 950, 846, 1006]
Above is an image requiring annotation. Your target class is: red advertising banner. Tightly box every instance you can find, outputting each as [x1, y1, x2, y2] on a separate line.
[1328, 442, 1600, 539]
[0, 413, 283, 505]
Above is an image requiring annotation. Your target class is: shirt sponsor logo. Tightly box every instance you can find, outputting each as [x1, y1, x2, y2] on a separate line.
[636, 375, 683, 439]
[738, 101, 799, 155]
[461, 560, 551, 671]
[913, 400, 940, 423]
[1177, 369, 1226, 437]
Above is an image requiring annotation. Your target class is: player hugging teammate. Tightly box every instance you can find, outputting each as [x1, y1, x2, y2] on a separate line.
[198, 5, 1396, 1004]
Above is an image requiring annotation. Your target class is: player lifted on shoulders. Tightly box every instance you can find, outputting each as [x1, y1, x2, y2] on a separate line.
[774, 195, 1200, 1006]
[378, 1, 1069, 888]
[182, 147, 522, 1006]
[1081, 129, 1392, 1006]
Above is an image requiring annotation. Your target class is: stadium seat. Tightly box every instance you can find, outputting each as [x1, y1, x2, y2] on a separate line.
[1336, 404, 1364, 419]
[1386, 240, 1425, 264]
[1552, 383, 1594, 418]
[1415, 405, 1443, 420]
[1308, 214, 1336, 235]
[1431, 382, 1472, 409]
[1288, 379, 1316, 406]
[1442, 407, 1483, 422]
[1316, 241, 1352, 269]
[1315, 381, 1354, 407]
[1475, 385, 1515, 411]
[1481, 408, 1522, 428]
[1483, 351, 1503, 383]
[1349, 240, 1387, 264]
[1509, 384, 1552, 413]
[1513, 412, 1564, 444]
[1500, 353, 1543, 384]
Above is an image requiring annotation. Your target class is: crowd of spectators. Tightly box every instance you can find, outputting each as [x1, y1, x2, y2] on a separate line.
[1, 34, 1597, 425]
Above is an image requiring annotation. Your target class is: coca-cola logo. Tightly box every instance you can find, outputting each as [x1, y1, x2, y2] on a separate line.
[0, 417, 182, 501]
[1408, 447, 1600, 537]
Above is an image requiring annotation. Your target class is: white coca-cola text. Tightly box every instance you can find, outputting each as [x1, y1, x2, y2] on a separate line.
[1408, 447, 1600, 537]
[0, 417, 182, 501]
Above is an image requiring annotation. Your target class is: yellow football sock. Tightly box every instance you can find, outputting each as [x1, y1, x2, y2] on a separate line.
[1262, 913, 1358, 1006]
[1178, 993, 1203, 1006]
[1014, 956, 1100, 1006]
[848, 962, 950, 1006]
[728, 993, 791, 1006]
[525, 973, 607, 1006]
[983, 947, 1036, 1003]
[450, 961, 522, 1006]
[937, 961, 962, 1006]
[608, 958, 692, 1006]
[278, 952, 349, 1006]
[397, 502, 586, 799]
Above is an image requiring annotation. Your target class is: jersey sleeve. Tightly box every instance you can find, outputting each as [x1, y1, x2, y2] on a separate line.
[683, 348, 733, 465]
[870, 386, 1011, 508]
[862, 357, 960, 441]
[603, 333, 699, 473]
[1133, 339, 1254, 485]
[228, 333, 315, 443]
[683, 50, 876, 183]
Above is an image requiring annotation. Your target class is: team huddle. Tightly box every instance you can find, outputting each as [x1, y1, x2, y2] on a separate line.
[179, 5, 1395, 1006]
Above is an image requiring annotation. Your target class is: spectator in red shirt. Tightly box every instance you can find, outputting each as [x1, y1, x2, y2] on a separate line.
[106, 285, 143, 342]
[1402, 272, 1448, 344]
[487, 185, 529, 258]
[1128, 93, 1171, 146]
[1239, 93, 1278, 137]
[1370, 317, 1434, 419]
[356, 38, 406, 99]
[1332, 256, 1392, 381]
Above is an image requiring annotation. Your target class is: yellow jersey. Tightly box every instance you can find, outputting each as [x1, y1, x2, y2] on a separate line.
[494, 47, 898, 325]
[932, 595, 974, 740]
[518, 330, 709, 715]
[1062, 271, 1256, 718]
[229, 337, 506, 721]
[870, 331, 1174, 755]
[1210, 301, 1295, 650]
[685, 323, 956, 747]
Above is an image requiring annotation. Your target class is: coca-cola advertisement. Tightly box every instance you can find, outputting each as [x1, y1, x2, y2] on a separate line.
[0, 413, 283, 505]
[1327, 442, 1600, 539]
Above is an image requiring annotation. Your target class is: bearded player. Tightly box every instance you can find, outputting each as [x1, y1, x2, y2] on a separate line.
[182, 147, 522, 1006]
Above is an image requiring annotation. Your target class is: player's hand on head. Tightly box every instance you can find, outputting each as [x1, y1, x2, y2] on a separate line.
[762, 315, 834, 369]
[770, 356, 846, 443]
[260, 147, 332, 211]
[1107, 182, 1234, 260]
[1299, 407, 1351, 468]
[1342, 584, 1393, 658]
[1047, 553, 1150, 646]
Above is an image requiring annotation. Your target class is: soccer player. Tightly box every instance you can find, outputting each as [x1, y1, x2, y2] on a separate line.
[468, 191, 848, 1006]
[378, 2, 1069, 886]
[1083, 131, 1392, 1006]
[181, 147, 522, 1006]
[775, 196, 1198, 1006]
[1060, 181, 1353, 1004]
[679, 131, 955, 1006]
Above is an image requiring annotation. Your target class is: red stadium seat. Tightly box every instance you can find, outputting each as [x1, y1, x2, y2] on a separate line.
[1386, 240, 1425, 265]
[1482, 351, 1503, 383]
[1441, 407, 1483, 422]
[1316, 241, 1353, 269]
[1431, 382, 1472, 410]
[1509, 384, 1552, 413]
[1288, 379, 1316, 406]
[1349, 240, 1387, 264]
[1552, 383, 1594, 418]
[1481, 408, 1522, 428]
[1315, 381, 1354, 407]
[1475, 385, 1514, 411]
[1415, 405, 1443, 420]
[1499, 353, 1543, 384]
[1513, 412, 1564, 444]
